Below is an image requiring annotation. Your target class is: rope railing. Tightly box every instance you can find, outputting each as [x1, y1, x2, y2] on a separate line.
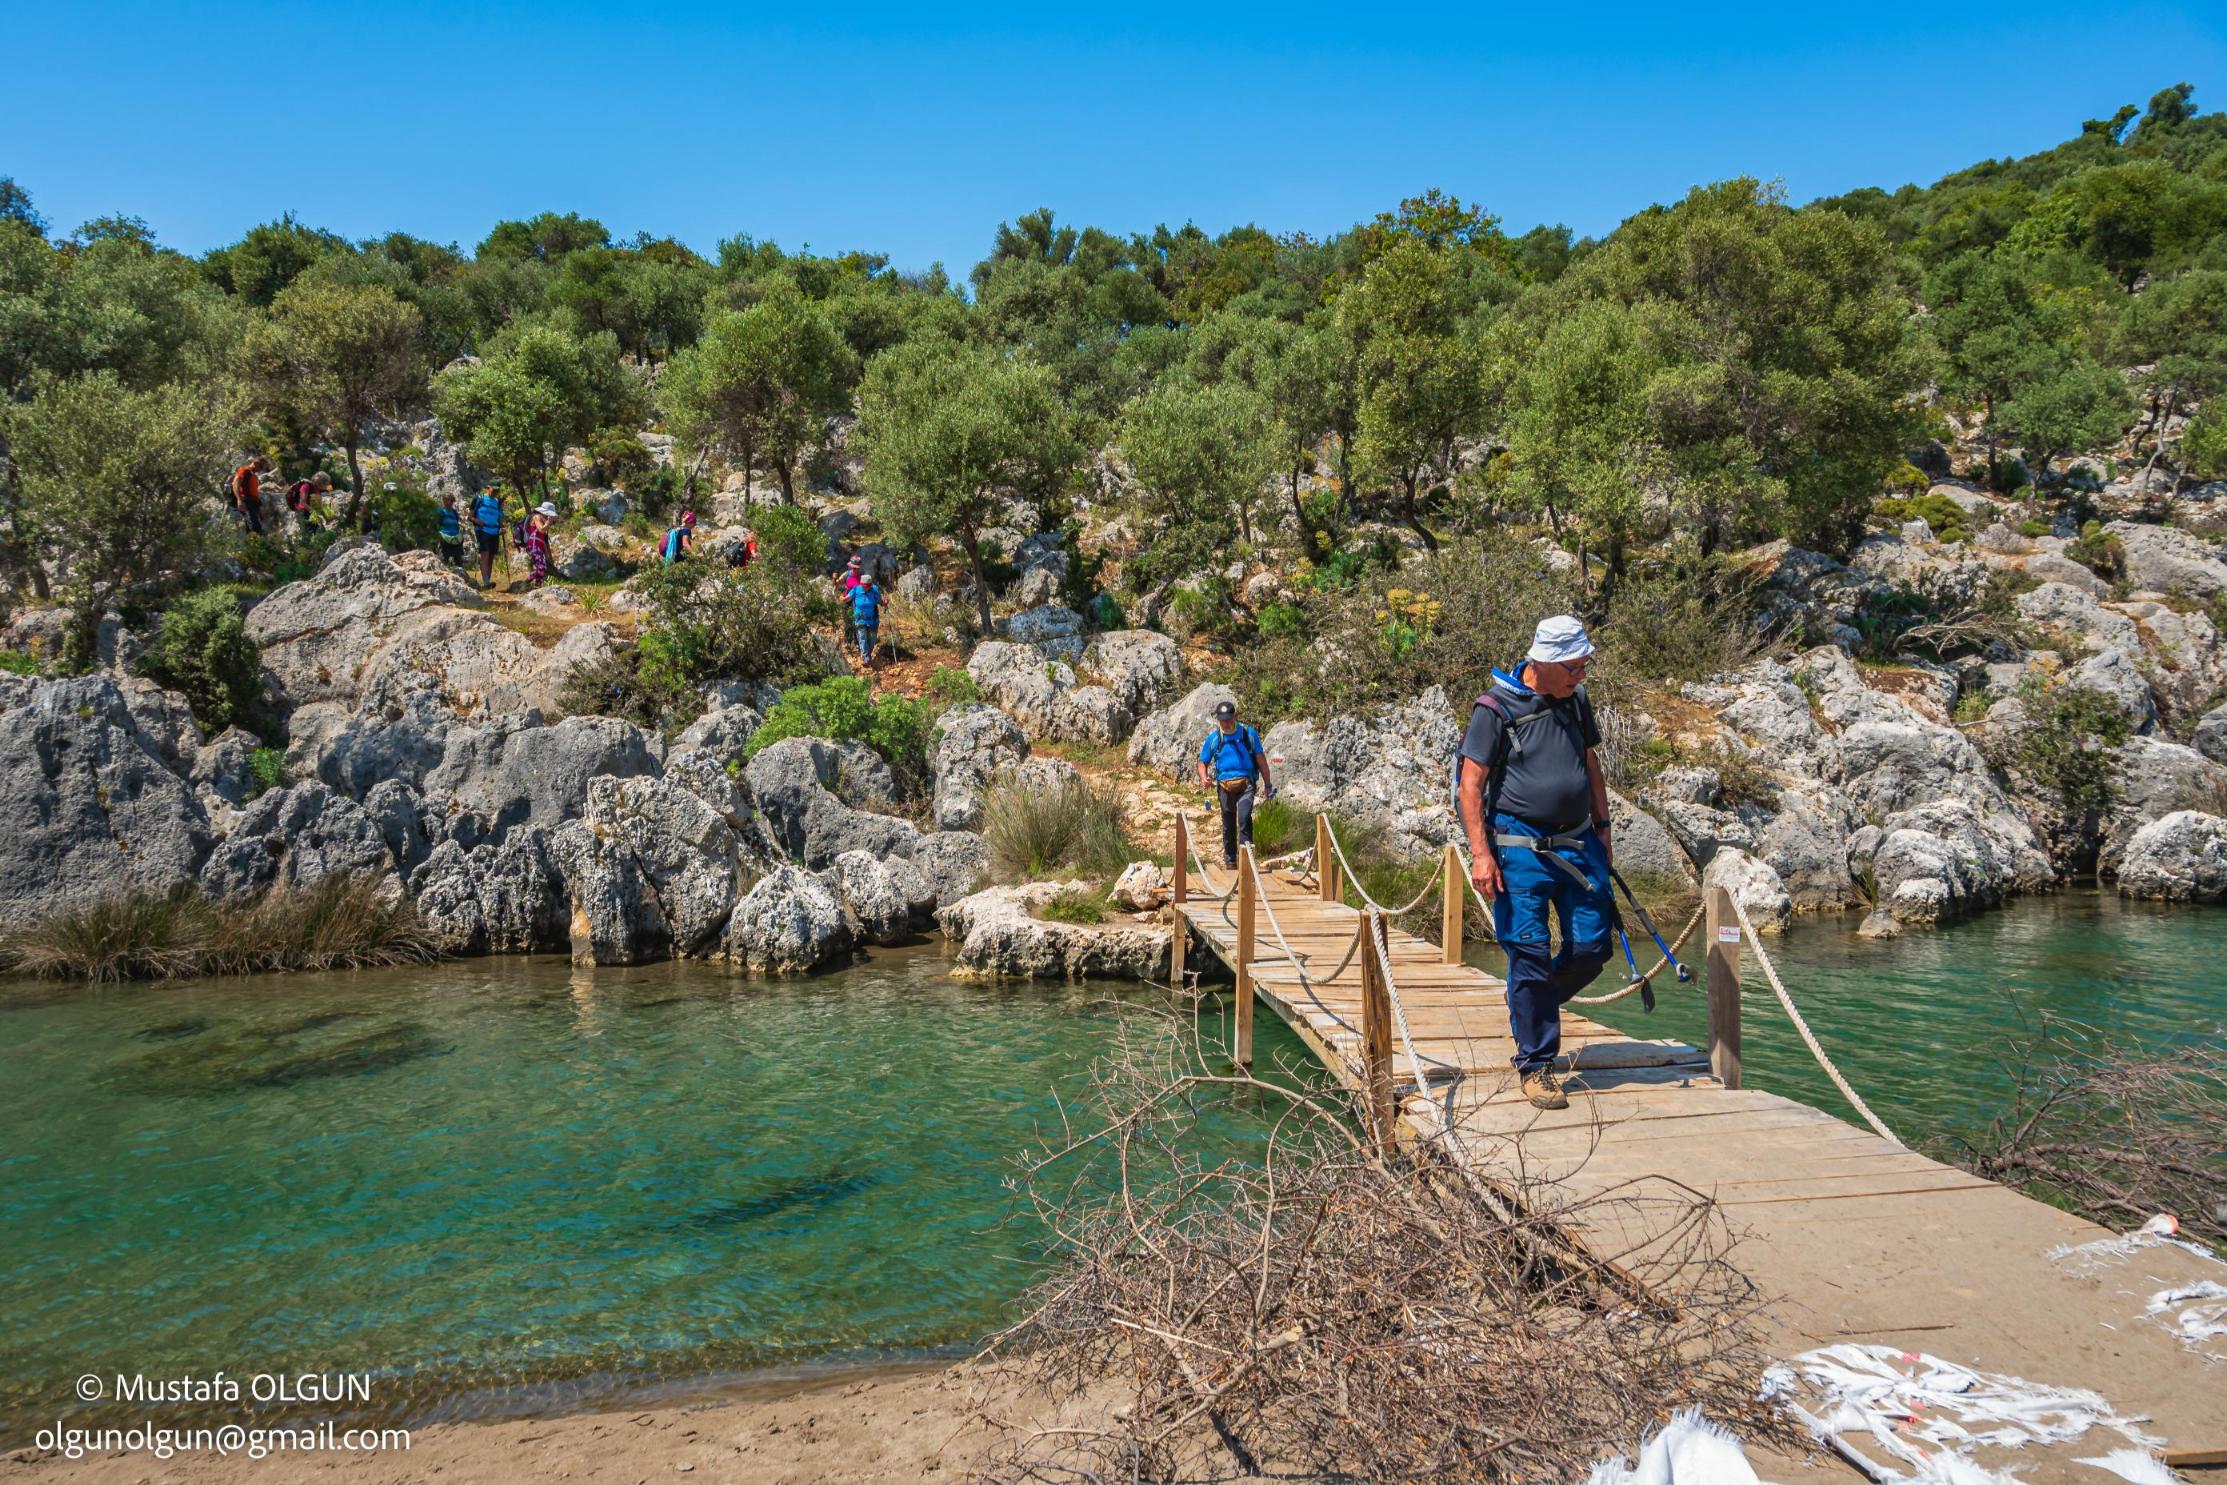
[1176, 808, 1897, 1153]
[1726, 891, 1903, 1147]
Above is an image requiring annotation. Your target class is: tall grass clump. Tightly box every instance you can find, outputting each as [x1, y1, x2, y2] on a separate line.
[981, 772, 1134, 884]
[2, 874, 437, 984]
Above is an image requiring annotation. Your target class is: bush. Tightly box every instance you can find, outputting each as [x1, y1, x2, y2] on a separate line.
[745, 675, 935, 781]
[980, 772, 1133, 883]
[1256, 600, 1307, 640]
[1038, 888, 1109, 925]
[1596, 558, 1764, 683]
[0, 649, 40, 677]
[1994, 680, 2135, 817]
[615, 540, 840, 722]
[248, 746, 288, 795]
[1884, 460, 1931, 496]
[1875, 492, 1971, 542]
[1247, 796, 1306, 857]
[2017, 518, 2053, 538]
[0, 874, 437, 983]
[927, 666, 982, 706]
[2182, 411, 2227, 481]
[137, 587, 264, 730]
[370, 475, 442, 555]
[587, 426, 654, 489]
[1085, 593, 1125, 631]
[1989, 456, 2030, 494]
[2066, 520, 2127, 581]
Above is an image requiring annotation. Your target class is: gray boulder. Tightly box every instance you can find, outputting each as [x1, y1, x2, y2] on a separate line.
[670, 705, 763, 772]
[2194, 704, 2227, 765]
[2107, 520, 2227, 598]
[1701, 848, 1790, 933]
[938, 882, 1169, 979]
[1004, 604, 1086, 652]
[2114, 811, 2227, 902]
[912, 830, 992, 907]
[199, 782, 394, 900]
[1128, 681, 1240, 779]
[931, 704, 1029, 830]
[723, 865, 854, 973]
[362, 778, 433, 877]
[0, 675, 215, 916]
[1605, 792, 1696, 887]
[420, 712, 659, 835]
[191, 726, 265, 812]
[1263, 688, 1464, 859]
[243, 544, 483, 709]
[586, 774, 740, 956]
[1079, 630, 1184, 715]
[743, 737, 920, 868]
[2101, 736, 2227, 871]
[819, 850, 915, 944]
[547, 818, 670, 966]
[408, 827, 567, 955]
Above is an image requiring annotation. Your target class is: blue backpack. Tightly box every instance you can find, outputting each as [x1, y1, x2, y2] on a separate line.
[1206, 724, 1262, 781]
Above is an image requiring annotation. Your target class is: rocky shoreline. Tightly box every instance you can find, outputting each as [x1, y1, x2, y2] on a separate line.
[7, 474, 2227, 985]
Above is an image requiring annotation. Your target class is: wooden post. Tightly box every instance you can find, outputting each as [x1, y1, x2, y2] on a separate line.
[1315, 814, 1339, 903]
[1169, 910, 1186, 989]
[1441, 843, 1463, 965]
[1704, 884, 1743, 1090]
[1172, 815, 1188, 905]
[1358, 908, 1395, 1156]
[1234, 844, 1256, 1068]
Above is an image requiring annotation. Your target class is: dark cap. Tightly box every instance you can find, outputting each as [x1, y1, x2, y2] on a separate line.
[1213, 700, 1236, 719]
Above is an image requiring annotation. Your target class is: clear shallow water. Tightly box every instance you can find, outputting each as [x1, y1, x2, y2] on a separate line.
[1582, 892, 2227, 1146]
[0, 948, 1305, 1439]
[2, 896, 2218, 1442]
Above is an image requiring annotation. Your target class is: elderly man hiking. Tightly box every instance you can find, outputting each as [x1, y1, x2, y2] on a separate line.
[1196, 699, 1275, 872]
[1456, 616, 1614, 1111]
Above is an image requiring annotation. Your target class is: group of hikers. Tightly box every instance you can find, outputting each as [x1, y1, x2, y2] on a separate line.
[228, 455, 336, 538]
[1199, 613, 1617, 1111]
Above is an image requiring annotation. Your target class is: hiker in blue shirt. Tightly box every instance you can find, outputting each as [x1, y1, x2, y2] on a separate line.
[469, 485, 506, 588]
[662, 509, 697, 564]
[1455, 614, 1614, 1111]
[1194, 699, 1275, 870]
[435, 491, 465, 569]
[850, 569, 884, 668]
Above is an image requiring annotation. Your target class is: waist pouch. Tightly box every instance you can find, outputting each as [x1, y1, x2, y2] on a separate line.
[1218, 777, 1251, 794]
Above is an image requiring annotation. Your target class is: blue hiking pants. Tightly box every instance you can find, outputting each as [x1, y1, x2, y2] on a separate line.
[1490, 812, 1614, 1074]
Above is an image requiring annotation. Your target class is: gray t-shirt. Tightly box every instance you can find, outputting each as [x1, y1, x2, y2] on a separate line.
[1458, 683, 1600, 832]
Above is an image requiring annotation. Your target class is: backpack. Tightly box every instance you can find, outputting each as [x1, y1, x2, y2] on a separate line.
[1206, 724, 1261, 783]
[1447, 689, 1568, 821]
[286, 480, 312, 513]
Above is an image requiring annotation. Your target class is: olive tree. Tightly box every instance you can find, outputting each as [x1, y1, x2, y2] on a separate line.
[3, 372, 237, 667]
[432, 322, 636, 500]
[856, 336, 1076, 633]
[1116, 376, 1277, 578]
[243, 280, 425, 523]
[657, 283, 851, 503]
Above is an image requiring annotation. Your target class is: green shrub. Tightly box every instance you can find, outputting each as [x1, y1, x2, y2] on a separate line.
[587, 427, 655, 489]
[1247, 796, 1306, 857]
[1884, 460, 1931, 496]
[138, 587, 264, 730]
[1166, 576, 1234, 637]
[1086, 593, 1126, 631]
[980, 772, 1133, 883]
[1875, 492, 1971, 542]
[1989, 457, 2030, 494]
[2017, 518, 2054, 539]
[746, 675, 935, 780]
[928, 666, 982, 706]
[2182, 412, 2227, 481]
[616, 536, 840, 722]
[0, 649, 39, 676]
[1038, 888, 1109, 925]
[371, 475, 443, 556]
[2067, 520, 2127, 581]
[248, 747, 288, 795]
[1994, 680, 2135, 817]
[1256, 601, 1307, 640]
[1598, 559, 1764, 683]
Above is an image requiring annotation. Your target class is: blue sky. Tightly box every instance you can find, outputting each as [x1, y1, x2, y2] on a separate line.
[6, 2, 2223, 272]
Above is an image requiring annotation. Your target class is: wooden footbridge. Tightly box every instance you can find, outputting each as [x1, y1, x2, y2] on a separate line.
[1167, 814, 2226, 1482]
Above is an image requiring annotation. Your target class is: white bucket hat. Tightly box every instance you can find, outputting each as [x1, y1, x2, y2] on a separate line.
[534, 502, 558, 518]
[1527, 615, 1593, 665]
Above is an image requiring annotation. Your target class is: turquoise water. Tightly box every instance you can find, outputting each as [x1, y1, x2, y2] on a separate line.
[1, 896, 2218, 1442]
[1581, 892, 2226, 1147]
[0, 949, 1306, 1440]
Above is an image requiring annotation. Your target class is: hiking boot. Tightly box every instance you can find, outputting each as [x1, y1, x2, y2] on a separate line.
[1521, 1069, 1569, 1110]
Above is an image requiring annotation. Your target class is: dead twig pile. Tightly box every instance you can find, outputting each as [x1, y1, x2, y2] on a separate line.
[1959, 1017, 2227, 1253]
[972, 1005, 1796, 1483]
